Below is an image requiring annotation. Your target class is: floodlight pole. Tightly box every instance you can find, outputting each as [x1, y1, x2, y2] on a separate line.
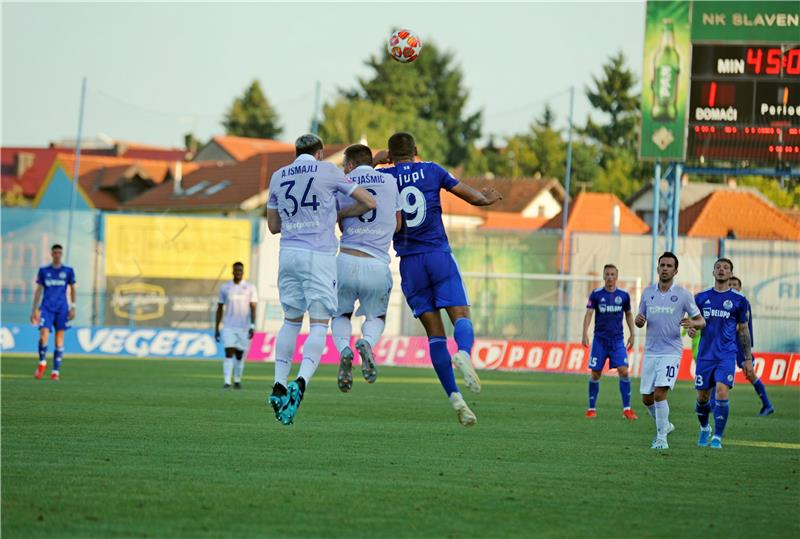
[558, 86, 575, 343]
[310, 80, 321, 135]
[66, 77, 87, 265]
[651, 161, 661, 284]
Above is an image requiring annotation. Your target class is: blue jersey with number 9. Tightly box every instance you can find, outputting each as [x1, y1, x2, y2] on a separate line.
[382, 161, 459, 257]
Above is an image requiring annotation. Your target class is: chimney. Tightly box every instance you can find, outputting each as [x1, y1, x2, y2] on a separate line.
[611, 204, 621, 235]
[173, 161, 183, 195]
[15, 152, 35, 177]
[725, 176, 737, 188]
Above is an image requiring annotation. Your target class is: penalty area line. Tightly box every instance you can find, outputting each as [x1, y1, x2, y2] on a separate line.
[726, 440, 800, 450]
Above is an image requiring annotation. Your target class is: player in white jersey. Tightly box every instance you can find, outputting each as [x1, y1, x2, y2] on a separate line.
[331, 144, 402, 392]
[264, 134, 376, 425]
[215, 261, 258, 389]
[635, 252, 705, 450]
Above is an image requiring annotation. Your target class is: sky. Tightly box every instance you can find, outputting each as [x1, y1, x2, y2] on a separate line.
[2, 1, 646, 148]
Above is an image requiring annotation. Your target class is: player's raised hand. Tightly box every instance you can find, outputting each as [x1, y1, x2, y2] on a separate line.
[480, 187, 503, 205]
[581, 334, 591, 348]
[635, 313, 647, 327]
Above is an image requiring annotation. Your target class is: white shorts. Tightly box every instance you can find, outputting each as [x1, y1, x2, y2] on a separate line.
[335, 253, 392, 319]
[640, 353, 682, 394]
[278, 248, 338, 319]
[222, 328, 249, 351]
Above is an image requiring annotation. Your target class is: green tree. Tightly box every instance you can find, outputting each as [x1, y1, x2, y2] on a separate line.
[568, 139, 602, 194]
[345, 41, 481, 167]
[319, 99, 448, 164]
[738, 176, 798, 208]
[593, 148, 643, 199]
[583, 51, 640, 155]
[223, 80, 282, 139]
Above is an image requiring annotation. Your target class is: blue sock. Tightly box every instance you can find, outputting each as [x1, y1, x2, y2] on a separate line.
[752, 379, 772, 409]
[53, 347, 64, 373]
[618, 378, 631, 409]
[588, 379, 600, 409]
[429, 337, 459, 395]
[714, 399, 730, 438]
[453, 318, 474, 355]
[38, 343, 48, 364]
[709, 393, 716, 409]
[696, 400, 711, 428]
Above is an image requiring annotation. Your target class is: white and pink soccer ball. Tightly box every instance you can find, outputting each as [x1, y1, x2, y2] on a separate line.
[387, 29, 422, 64]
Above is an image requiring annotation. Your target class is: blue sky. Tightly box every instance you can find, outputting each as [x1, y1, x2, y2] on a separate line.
[2, 1, 646, 148]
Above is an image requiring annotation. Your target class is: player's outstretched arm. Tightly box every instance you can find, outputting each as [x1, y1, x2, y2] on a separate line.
[338, 187, 376, 219]
[266, 208, 282, 234]
[449, 183, 503, 207]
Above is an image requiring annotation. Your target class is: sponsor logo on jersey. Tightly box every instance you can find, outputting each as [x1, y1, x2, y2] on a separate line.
[649, 305, 675, 315]
[703, 308, 731, 319]
[599, 304, 623, 313]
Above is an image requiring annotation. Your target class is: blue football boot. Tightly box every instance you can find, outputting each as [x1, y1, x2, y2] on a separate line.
[697, 426, 712, 447]
[280, 380, 304, 425]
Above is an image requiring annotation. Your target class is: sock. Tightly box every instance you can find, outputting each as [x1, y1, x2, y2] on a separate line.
[233, 358, 245, 383]
[619, 378, 631, 409]
[38, 343, 47, 365]
[453, 318, 475, 355]
[223, 356, 234, 384]
[654, 400, 670, 439]
[429, 337, 459, 396]
[646, 403, 656, 419]
[331, 316, 352, 353]
[713, 399, 730, 438]
[274, 321, 302, 386]
[696, 400, 711, 428]
[709, 393, 716, 409]
[752, 379, 772, 409]
[361, 318, 385, 348]
[53, 347, 64, 373]
[588, 379, 600, 410]
[297, 323, 327, 385]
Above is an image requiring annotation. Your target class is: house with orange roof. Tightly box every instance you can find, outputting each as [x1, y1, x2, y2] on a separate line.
[541, 192, 650, 234]
[678, 191, 800, 240]
[192, 135, 295, 163]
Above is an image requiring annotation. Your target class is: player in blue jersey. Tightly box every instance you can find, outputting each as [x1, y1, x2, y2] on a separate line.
[728, 276, 773, 416]
[377, 132, 502, 426]
[30, 244, 76, 380]
[581, 264, 637, 420]
[693, 258, 754, 449]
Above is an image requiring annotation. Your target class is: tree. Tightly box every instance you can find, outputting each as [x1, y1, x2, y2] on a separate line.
[593, 147, 643, 199]
[344, 41, 481, 167]
[223, 80, 282, 139]
[738, 176, 798, 208]
[319, 98, 448, 164]
[583, 51, 640, 155]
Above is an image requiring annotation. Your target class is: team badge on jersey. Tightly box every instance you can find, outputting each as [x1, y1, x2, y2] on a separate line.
[723, 300, 733, 310]
[670, 295, 678, 302]
[614, 296, 622, 304]
[59, 272, 66, 278]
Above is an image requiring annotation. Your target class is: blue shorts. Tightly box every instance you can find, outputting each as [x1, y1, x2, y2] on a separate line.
[694, 359, 736, 390]
[39, 307, 69, 331]
[399, 251, 470, 317]
[588, 338, 628, 371]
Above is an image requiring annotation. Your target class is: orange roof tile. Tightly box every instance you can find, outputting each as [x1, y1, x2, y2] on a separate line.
[212, 136, 295, 162]
[542, 192, 650, 234]
[679, 191, 800, 240]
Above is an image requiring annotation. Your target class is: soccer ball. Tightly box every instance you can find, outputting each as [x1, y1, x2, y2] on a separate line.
[388, 29, 422, 63]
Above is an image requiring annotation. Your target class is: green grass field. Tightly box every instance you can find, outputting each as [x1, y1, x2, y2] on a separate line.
[2, 355, 799, 539]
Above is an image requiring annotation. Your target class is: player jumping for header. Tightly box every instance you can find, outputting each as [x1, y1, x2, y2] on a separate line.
[581, 264, 637, 420]
[377, 132, 502, 426]
[30, 244, 76, 381]
[331, 144, 402, 392]
[264, 134, 375, 425]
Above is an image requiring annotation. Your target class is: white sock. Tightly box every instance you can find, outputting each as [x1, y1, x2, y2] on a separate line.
[223, 356, 234, 385]
[654, 400, 670, 439]
[646, 403, 656, 419]
[361, 318, 385, 348]
[331, 316, 352, 353]
[274, 320, 302, 387]
[233, 357, 245, 383]
[298, 322, 328, 385]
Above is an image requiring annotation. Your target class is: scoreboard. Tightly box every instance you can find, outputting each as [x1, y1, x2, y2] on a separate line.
[688, 44, 800, 163]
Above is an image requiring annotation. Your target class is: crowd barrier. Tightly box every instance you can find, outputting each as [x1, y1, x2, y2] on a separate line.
[3, 325, 797, 386]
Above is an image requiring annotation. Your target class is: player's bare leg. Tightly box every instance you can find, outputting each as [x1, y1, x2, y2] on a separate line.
[445, 306, 481, 393]
[35, 327, 49, 379]
[420, 310, 475, 426]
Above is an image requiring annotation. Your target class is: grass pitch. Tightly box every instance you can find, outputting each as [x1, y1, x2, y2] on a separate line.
[2, 356, 799, 538]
